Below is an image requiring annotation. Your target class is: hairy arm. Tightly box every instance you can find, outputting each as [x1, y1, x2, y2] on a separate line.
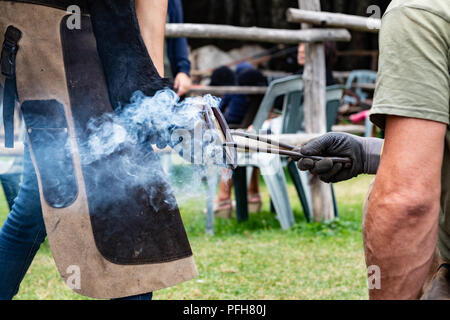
[364, 116, 445, 299]
[135, 0, 168, 77]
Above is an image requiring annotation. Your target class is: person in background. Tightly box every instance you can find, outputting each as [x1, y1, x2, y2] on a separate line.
[269, 42, 337, 118]
[210, 66, 236, 87]
[210, 65, 238, 120]
[164, 0, 192, 96]
[219, 62, 267, 125]
[267, 41, 337, 87]
[211, 63, 267, 216]
[297, 41, 337, 86]
[208, 66, 236, 217]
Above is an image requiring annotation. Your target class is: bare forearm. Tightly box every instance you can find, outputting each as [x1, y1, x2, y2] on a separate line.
[364, 189, 439, 299]
[363, 117, 445, 299]
[135, 0, 168, 77]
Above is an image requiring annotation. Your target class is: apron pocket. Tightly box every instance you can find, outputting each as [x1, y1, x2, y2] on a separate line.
[22, 99, 78, 208]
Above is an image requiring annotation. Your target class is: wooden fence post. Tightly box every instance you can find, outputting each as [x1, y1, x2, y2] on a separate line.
[298, 0, 335, 221]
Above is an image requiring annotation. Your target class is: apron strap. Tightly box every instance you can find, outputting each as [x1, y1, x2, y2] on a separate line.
[1, 25, 22, 148]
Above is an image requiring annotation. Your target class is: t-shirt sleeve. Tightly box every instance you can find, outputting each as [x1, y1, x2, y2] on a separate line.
[370, 6, 450, 129]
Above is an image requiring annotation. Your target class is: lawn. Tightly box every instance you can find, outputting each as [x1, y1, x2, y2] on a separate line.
[0, 169, 373, 300]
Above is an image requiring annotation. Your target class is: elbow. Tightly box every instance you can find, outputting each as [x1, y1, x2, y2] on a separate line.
[382, 195, 436, 219]
[364, 189, 439, 251]
[367, 184, 440, 223]
[364, 180, 441, 267]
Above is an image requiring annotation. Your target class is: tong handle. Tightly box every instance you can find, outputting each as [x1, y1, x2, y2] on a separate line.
[231, 131, 297, 151]
[225, 141, 352, 168]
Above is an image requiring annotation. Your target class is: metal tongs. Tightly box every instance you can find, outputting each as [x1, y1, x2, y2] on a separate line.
[225, 131, 352, 168]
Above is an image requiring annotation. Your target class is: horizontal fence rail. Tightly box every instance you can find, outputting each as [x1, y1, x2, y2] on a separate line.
[287, 8, 381, 33]
[166, 23, 351, 43]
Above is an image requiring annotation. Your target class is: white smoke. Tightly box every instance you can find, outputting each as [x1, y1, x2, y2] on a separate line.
[76, 89, 225, 210]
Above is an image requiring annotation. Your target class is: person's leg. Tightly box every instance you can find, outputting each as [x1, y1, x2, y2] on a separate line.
[212, 169, 233, 217]
[217, 173, 233, 203]
[248, 168, 262, 213]
[0, 173, 22, 210]
[0, 144, 46, 300]
[248, 168, 260, 195]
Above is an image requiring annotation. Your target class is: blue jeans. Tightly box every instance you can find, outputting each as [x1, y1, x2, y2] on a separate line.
[0, 144, 152, 300]
[0, 173, 21, 210]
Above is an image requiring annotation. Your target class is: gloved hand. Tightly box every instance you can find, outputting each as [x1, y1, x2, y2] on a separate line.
[296, 133, 383, 183]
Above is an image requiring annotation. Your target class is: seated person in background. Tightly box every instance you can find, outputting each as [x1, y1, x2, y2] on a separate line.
[220, 62, 267, 126]
[208, 66, 237, 217]
[210, 66, 237, 117]
[210, 65, 236, 87]
[267, 42, 336, 86]
[297, 41, 337, 86]
[210, 64, 267, 217]
[267, 42, 338, 130]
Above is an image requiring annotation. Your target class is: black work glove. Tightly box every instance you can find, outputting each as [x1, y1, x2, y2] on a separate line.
[296, 133, 383, 183]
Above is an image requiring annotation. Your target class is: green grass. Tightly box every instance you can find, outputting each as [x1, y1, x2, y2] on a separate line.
[0, 173, 373, 300]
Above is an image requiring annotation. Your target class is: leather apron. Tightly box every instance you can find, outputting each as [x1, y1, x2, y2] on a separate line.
[0, 0, 198, 299]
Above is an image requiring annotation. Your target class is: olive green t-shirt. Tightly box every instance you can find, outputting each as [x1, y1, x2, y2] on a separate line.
[370, 0, 450, 261]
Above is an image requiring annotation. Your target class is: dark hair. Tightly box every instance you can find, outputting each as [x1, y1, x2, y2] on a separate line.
[210, 66, 236, 86]
[237, 68, 267, 87]
[324, 41, 337, 68]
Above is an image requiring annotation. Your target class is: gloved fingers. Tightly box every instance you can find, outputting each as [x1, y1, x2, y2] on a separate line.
[300, 134, 337, 156]
[319, 163, 343, 183]
[297, 158, 315, 171]
[310, 158, 334, 175]
[331, 170, 358, 183]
